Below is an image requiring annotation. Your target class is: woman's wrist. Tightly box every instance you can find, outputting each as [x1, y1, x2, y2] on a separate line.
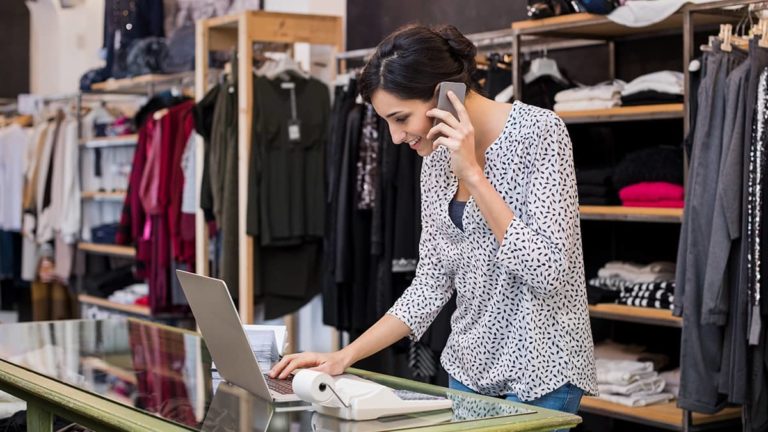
[338, 345, 358, 368]
[461, 165, 486, 188]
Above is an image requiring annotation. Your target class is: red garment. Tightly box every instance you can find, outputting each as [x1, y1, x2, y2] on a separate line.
[623, 200, 684, 208]
[134, 295, 149, 306]
[116, 121, 155, 278]
[166, 104, 196, 266]
[117, 100, 196, 314]
[128, 321, 197, 426]
[619, 182, 684, 203]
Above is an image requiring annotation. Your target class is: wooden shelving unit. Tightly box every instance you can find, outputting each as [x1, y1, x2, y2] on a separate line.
[580, 206, 683, 223]
[580, 397, 741, 430]
[509, 3, 758, 431]
[557, 104, 683, 124]
[589, 304, 681, 328]
[81, 191, 126, 201]
[196, 11, 343, 328]
[77, 242, 135, 258]
[78, 294, 150, 317]
[80, 134, 138, 149]
[90, 72, 193, 95]
[511, 11, 728, 39]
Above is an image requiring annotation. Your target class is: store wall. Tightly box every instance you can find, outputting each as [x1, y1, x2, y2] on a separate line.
[0, 2, 30, 98]
[26, 0, 104, 95]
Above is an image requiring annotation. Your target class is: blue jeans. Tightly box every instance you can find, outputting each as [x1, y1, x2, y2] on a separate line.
[448, 376, 583, 428]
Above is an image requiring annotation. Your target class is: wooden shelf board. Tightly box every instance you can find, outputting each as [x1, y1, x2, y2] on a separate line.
[580, 206, 683, 223]
[81, 191, 126, 201]
[81, 356, 138, 385]
[89, 72, 192, 94]
[78, 294, 149, 317]
[512, 10, 731, 39]
[557, 104, 683, 124]
[80, 134, 138, 149]
[580, 397, 741, 429]
[77, 242, 135, 258]
[589, 304, 681, 328]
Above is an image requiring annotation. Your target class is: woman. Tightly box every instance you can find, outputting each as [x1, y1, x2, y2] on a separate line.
[270, 24, 597, 414]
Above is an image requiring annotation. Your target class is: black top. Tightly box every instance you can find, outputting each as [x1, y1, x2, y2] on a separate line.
[449, 199, 467, 231]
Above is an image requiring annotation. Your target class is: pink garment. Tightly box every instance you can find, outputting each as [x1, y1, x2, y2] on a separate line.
[623, 200, 684, 208]
[619, 182, 684, 202]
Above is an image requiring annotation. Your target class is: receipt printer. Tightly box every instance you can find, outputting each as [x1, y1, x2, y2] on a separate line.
[292, 370, 452, 421]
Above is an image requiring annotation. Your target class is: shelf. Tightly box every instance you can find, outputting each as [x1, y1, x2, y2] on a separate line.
[78, 294, 150, 317]
[557, 104, 683, 124]
[589, 304, 681, 328]
[512, 10, 731, 39]
[81, 356, 138, 385]
[89, 72, 193, 95]
[80, 135, 138, 149]
[580, 206, 683, 223]
[77, 242, 135, 258]
[81, 191, 126, 201]
[580, 397, 741, 430]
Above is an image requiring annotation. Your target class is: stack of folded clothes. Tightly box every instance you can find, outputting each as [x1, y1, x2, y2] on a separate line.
[618, 182, 684, 208]
[588, 261, 676, 310]
[620, 71, 684, 106]
[596, 358, 675, 407]
[659, 369, 681, 398]
[613, 146, 684, 208]
[617, 280, 675, 310]
[576, 167, 619, 205]
[554, 80, 625, 112]
[108, 283, 150, 306]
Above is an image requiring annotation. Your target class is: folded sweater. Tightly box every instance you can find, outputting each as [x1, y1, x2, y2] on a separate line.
[619, 182, 684, 202]
[623, 200, 684, 208]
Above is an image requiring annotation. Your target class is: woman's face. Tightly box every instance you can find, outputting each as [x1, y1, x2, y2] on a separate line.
[371, 89, 436, 157]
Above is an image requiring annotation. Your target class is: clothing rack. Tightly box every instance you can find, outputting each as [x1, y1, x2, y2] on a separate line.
[194, 11, 344, 351]
[335, 28, 603, 71]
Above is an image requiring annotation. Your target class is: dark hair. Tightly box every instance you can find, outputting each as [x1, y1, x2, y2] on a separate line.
[358, 24, 480, 103]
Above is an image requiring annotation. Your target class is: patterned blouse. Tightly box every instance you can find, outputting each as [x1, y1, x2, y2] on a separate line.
[388, 101, 598, 401]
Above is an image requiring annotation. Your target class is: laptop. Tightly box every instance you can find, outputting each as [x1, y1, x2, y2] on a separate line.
[176, 270, 301, 402]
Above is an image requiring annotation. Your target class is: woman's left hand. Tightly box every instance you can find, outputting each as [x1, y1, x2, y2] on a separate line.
[427, 91, 483, 181]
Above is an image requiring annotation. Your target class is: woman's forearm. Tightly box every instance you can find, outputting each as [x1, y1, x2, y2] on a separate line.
[340, 314, 412, 366]
[465, 168, 515, 244]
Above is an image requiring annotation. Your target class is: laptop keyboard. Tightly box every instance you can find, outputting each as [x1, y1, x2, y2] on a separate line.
[264, 374, 294, 395]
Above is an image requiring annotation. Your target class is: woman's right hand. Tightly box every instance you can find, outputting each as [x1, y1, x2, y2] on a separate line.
[268, 350, 352, 380]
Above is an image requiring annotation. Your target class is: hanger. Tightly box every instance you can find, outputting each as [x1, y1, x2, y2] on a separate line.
[719, 24, 733, 52]
[523, 48, 566, 84]
[264, 54, 310, 81]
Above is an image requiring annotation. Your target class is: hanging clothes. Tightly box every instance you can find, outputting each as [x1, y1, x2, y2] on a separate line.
[675, 41, 747, 415]
[747, 67, 768, 432]
[117, 95, 195, 314]
[246, 75, 328, 319]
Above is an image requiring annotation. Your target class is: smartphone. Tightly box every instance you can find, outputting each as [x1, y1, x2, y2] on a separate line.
[434, 82, 467, 126]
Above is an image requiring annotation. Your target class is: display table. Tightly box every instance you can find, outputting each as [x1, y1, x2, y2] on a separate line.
[0, 319, 580, 431]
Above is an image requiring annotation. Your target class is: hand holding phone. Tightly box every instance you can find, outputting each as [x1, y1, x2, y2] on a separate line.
[427, 82, 482, 181]
[433, 82, 467, 128]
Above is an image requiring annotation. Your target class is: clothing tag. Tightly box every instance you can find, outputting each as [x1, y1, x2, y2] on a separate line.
[288, 119, 301, 142]
[280, 82, 296, 90]
[748, 305, 762, 345]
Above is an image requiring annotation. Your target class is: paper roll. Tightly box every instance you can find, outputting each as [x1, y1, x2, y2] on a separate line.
[293, 370, 345, 407]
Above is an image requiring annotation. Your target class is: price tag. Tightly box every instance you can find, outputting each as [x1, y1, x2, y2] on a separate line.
[288, 119, 301, 142]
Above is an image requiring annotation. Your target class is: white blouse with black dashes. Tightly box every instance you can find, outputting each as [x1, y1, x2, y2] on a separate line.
[388, 101, 598, 401]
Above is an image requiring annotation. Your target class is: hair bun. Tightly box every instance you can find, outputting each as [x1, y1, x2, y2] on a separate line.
[434, 25, 477, 71]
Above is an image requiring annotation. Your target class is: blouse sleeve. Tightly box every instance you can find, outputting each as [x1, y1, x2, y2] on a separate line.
[494, 114, 580, 298]
[387, 174, 453, 340]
